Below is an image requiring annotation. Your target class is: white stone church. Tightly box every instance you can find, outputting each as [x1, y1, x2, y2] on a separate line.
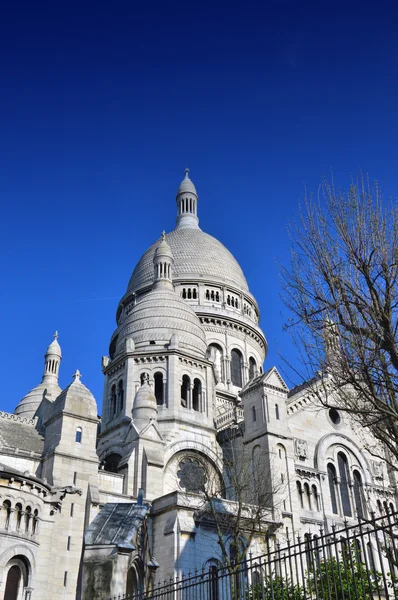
[0, 171, 396, 600]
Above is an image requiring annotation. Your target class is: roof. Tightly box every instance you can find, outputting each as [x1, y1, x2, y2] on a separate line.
[240, 366, 289, 395]
[85, 503, 150, 547]
[0, 460, 49, 487]
[128, 227, 249, 294]
[0, 412, 44, 455]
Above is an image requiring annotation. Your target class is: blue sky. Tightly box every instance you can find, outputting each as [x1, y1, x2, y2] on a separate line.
[1, 1, 398, 414]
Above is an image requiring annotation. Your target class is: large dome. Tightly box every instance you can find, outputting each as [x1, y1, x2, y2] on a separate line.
[128, 228, 249, 294]
[114, 288, 208, 358]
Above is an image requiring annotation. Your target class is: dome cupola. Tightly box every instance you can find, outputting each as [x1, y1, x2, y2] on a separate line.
[43, 331, 62, 385]
[153, 232, 174, 290]
[176, 169, 199, 230]
[132, 378, 158, 429]
[14, 332, 63, 418]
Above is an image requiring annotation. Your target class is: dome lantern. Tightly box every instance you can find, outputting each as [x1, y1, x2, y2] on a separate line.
[153, 232, 174, 290]
[175, 168, 199, 230]
[14, 332, 63, 418]
[42, 331, 62, 385]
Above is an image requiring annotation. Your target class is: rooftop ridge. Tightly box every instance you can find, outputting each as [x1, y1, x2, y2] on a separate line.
[0, 410, 36, 426]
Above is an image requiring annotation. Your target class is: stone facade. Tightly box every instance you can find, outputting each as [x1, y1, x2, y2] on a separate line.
[0, 171, 396, 599]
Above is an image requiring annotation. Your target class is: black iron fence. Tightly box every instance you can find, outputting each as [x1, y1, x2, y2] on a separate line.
[113, 510, 398, 600]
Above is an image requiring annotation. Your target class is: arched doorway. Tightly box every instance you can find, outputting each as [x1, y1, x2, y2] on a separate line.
[4, 565, 21, 600]
[126, 561, 143, 599]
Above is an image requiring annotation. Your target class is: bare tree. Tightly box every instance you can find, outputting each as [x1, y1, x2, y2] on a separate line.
[177, 425, 283, 572]
[281, 174, 398, 468]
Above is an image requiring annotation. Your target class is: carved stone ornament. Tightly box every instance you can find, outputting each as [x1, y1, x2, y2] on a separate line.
[372, 461, 383, 479]
[295, 438, 308, 459]
[177, 457, 207, 494]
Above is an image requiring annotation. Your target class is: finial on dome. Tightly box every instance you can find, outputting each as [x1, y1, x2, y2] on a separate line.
[184, 167, 189, 177]
[161, 230, 166, 241]
[73, 369, 82, 382]
[54, 330, 59, 339]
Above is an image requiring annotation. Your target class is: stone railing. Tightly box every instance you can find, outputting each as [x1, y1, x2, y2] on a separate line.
[215, 405, 244, 431]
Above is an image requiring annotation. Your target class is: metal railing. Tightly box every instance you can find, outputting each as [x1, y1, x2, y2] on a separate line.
[112, 510, 398, 600]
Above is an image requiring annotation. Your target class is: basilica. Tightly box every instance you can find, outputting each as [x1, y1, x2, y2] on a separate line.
[0, 171, 396, 600]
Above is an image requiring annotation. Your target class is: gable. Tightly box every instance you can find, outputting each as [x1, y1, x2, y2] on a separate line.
[262, 367, 289, 392]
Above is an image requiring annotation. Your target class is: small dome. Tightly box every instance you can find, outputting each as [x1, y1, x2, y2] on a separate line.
[154, 234, 173, 261]
[45, 332, 62, 358]
[177, 169, 197, 196]
[133, 383, 157, 413]
[113, 288, 207, 358]
[53, 370, 97, 419]
[14, 381, 62, 419]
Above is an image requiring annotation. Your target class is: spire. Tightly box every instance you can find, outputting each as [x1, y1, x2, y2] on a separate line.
[175, 169, 199, 229]
[153, 233, 174, 290]
[42, 331, 62, 385]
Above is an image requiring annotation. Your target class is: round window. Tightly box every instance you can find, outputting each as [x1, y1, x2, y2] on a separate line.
[329, 407, 341, 425]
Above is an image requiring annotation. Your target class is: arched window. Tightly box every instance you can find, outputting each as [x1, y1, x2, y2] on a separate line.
[15, 503, 22, 531]
[118, 380, 124, 412]
[303, 483, 311, 510]
[75, 427, 82, 443]
[188, 288, 192, 299]
[3, 500, 11, 530]
[32, 509, 39, 535]
[248, 357, 257, 380]
[252, 570, 260, 588]
[110, 384, 117, 416]
[231, 349, 243, 387]
[206, 290, 210, 300]
[154, 372, 164, 405]
[312, 485, 320, 511]
[252, 406, 256, 422]
[215, 291, 220, 302]
[181, 375, 190, 407]
[327, 464, 338, 514]
[103, 453, 121, 473]
[140, 372, 149, 385]
[193, 289, 197, 299]
[297, 481, 304, 508]
[208, 565, 218, 600]
[126, 563, 143, 599]
[353, 470, 364, 518]
[304, 533, 312, 569]
[193, 378, 201, 412]
[377, 499, 382, 515]
[338, 452, 352, 517]
[25, 506, 31, 533]
[275, 404, 280, 420]
[4, 565, 22, 600]
[182, 288, 187, 299]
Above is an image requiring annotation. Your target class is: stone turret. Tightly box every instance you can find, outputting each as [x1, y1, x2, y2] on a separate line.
[132, 379, 158, 431]
[14, 332, 62, 418]
[42, 331, 62, 385]
[175, 168, 199, 229]
[153, 232, 174, 290]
